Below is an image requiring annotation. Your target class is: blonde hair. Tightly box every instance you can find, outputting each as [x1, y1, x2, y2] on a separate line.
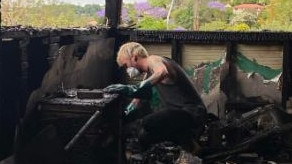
[116, 42, 149, 67]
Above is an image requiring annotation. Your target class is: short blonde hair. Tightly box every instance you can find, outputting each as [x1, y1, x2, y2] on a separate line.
[116, 42, 149, 67]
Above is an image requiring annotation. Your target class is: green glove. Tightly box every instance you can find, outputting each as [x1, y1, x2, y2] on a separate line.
[103, 84, 128, 93]
[103, 80, 152, 98]
[124, 102, 138, 115]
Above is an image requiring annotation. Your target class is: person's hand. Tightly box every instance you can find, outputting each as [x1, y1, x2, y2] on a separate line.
[103, 84, 127, 93]
[103, 81, 152, 98]
[124, 101, 138, 115]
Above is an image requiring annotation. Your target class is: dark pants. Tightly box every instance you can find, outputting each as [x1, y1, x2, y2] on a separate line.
[138, 107, 206, 152]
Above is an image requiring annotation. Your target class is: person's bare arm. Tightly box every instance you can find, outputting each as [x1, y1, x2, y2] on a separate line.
[145, 57, 168, 85]
[104, 57, 167, 98]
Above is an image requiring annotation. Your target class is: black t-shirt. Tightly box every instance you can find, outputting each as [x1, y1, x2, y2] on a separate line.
[154, 57, 206, 114]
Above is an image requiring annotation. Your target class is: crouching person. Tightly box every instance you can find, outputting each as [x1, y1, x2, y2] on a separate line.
[104, 42, 207, 163]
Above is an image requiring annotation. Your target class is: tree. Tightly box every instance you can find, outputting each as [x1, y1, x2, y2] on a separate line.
[258, 0, 292, 31]
[230, 10, 258, 27]
[148, 0, 171, 8]
[137, 16, 166, 30]
[1, 0, 99, 27]
[172, 5, 193, 30]
[200, 20, 227, 31]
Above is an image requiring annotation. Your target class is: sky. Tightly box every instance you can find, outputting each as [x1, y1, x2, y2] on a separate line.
[59, 0, 147, 6]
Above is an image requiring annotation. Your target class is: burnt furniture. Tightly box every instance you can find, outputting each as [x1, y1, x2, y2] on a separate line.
[37, 89, 122, 164]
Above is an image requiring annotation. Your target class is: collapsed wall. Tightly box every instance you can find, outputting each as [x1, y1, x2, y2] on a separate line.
[190, 52, 282, 118]
[26, 37, 116, 114]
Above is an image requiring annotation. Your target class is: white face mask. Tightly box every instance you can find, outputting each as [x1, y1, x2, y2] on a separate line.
[126, 67, 140, 78]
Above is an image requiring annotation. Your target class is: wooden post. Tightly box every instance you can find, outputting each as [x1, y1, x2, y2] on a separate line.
[0, 39, 22, 160]
[171, 39, 182, 66]
[19, 38, 30, 117]
[105, 0, 122, 28]
[193, 0, 200, 31]
[282, 41, 291, 109]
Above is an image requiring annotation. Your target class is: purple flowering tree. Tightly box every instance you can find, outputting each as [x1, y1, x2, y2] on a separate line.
[174, 26, 187, 31]
[96, 7, 129, 23]
[133, 2, 167, 19]
[145, 7, 168, 18]
[121, 8, 130, 23]
[96, 8, 105, 17]
[134, 2, 151, 16]
[207, 1, 226, 11]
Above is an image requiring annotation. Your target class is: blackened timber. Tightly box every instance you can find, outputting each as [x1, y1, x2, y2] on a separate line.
[60, 35, 74, 46]
[222, 42, 238, 118]
[19, 38, 30, 117]
[27, 38, 50, 94]
[226, 42, 236, 63]
[37, 89, 121, 163]
[289, 42, 292, 98]
[282, 41, 291, 109]
[171, 39, 182, 65]
[129, 30, 292, 43]
[105, 0, 122, 28]
[0, 40, 22, 160]
[64, 110, 101, 151]
[1, 26, 103, 40]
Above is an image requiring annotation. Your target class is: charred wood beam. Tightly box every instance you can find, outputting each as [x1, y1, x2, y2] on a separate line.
[226, 42, 236, 63]
[128, 30, 292, 43]
[171, 39, 182, 65]
[282, 41, 291, 109]
[223, 42, 238, 97]
[289, 42, 292, 98]
[64, 110, 101, 151]
[105, 0, 122, 28]
[0, 40, 22, 160]
[220, 42, 238, 119]
[27, 38, 50, 94]
[2, 27, 291, 43]
[204, 122, 292, 163]
[1, 26, 103, 40]
[19, 38, 30, 117]
[59, 35, 74, 46]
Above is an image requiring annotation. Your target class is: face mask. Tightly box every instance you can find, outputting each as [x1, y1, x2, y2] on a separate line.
[126, 67, 140, 78]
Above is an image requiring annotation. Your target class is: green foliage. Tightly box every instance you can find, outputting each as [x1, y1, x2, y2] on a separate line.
[122, 3, 137, 26]
[148, 0, 170, 7]
[231, 0, 268, 5]
[200, 7, 226, 23]
[260, 20, 292, 31]
[258, 0, 292, 31]
[230, 10, 258, 27]
[1, 0, 100, 27]
[200, 21, 227, 31]
[1, 0, 291, 31]
[137, 16, 166, 30]
[172, 6, 193, 30]
[226, 23, 250, 31]
[75, 4, 102, 16]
